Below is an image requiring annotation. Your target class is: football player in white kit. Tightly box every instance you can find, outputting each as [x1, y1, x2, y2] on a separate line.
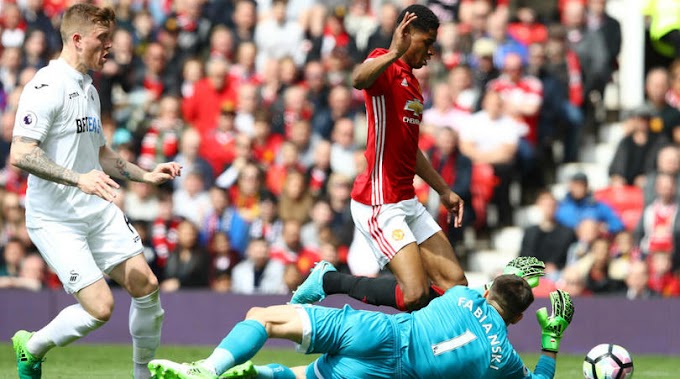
[9, 4, 182, 379]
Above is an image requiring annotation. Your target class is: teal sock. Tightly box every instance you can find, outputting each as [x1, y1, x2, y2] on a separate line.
[256, 364, 297, 379]
[205, 320, 268, 375]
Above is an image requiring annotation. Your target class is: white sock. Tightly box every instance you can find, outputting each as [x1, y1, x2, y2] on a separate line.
[26, 304, 105, 357]
[130, 289, 164, 379]
[202, 349, 233, 375]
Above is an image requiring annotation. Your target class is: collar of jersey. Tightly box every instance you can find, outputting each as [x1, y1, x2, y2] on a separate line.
[51, 58, 92, 89]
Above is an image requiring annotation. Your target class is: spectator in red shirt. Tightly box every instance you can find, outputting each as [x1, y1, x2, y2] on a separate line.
[250, 110, 283, 168]
[507, 6, 548, 47]
[635, 173, 680, 272]
[138, 95, 183, 171]
[200, 101, 238, 175]
[647, 251, 680, 297]
[488, 52, 543, 192]
[182, 57, 238, 135]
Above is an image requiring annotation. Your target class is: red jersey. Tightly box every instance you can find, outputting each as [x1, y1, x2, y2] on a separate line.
[352, 49, 422, 205]
[488, 74, 543, 144]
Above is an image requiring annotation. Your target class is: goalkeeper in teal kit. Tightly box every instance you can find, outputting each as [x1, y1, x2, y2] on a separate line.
[148, 257, 575, 379]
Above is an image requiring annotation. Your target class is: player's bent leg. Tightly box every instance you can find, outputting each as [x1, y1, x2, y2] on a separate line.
[178, 305, 304, 377]
[14, 279, 110, 378]
[419, 231, 468, 289]
[245, 305, 304, 343]
[109, 254, 164, 379]
[387, 242, 431, 310]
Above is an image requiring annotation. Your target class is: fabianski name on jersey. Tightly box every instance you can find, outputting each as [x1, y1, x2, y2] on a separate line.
[75, 116, 101, 134]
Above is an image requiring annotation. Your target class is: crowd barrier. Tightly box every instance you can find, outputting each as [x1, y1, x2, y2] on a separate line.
[1, 289, 678, 355]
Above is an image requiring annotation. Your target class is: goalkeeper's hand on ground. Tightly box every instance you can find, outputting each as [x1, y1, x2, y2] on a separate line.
[536, 289, 574, 353]
[503, 256, 546, 288]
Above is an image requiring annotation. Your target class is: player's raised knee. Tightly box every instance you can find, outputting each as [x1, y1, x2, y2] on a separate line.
[402, 287, 430, 310]
[87, 300, 115, 322]
[245, 306, 266, 321]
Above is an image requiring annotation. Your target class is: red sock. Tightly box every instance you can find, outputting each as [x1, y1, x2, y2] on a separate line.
[430, 284, 445, 296]
[395, 284, 407, 311]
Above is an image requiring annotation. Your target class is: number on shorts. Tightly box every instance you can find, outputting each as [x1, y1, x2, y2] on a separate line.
[431, 330, 477, 356]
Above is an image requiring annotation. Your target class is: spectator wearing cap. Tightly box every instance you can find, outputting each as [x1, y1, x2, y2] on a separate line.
[470, 37, 500, 93]
[644, 67, 680, 140]
[609, 104, 669, 187]
[182, 57, 238, 135]
[555, 172, 625, 234]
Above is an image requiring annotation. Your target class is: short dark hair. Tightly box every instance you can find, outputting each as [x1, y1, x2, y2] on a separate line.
[488, 274, 534, 320]
[396, 4, 439, 33]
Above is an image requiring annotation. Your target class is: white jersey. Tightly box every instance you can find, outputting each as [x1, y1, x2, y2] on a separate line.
[13, 58, 109, 227]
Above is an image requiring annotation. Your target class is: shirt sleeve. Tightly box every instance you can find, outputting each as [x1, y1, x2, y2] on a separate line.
[13, 79, 62, 142]
[364, 48, 396, 95]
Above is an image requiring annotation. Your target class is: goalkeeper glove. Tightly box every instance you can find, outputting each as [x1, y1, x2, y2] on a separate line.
[536, 289, 574, 353]
[503, 256, 546, 288]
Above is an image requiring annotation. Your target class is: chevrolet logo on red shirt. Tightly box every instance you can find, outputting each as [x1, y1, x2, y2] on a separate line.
[404, 99, 424, 117]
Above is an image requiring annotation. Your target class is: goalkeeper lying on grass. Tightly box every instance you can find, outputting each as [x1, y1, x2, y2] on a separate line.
[149, 257, 574, 379]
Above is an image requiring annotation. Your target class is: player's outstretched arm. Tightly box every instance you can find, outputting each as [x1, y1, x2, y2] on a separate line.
[99, 145, 181, 185]
[537, 290, 574, 354]
[352, 11, 417, 89]
[529, 290, 575, 378]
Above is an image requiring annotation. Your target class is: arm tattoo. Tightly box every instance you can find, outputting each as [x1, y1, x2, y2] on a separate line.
[114, 158, 133, 180]
[12, 137, 79, 186]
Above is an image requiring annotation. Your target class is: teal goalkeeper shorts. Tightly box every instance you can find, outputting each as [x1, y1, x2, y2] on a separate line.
[298, 304, 405, 379]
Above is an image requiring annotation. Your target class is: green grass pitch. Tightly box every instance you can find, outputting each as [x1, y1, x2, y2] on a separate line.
[0, 344, 678, 378]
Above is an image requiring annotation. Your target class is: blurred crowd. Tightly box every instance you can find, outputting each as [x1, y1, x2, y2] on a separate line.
[0, 0, 679, 300]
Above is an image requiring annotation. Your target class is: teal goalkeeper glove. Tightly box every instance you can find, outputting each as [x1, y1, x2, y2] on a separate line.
[536, 290, 574, 353]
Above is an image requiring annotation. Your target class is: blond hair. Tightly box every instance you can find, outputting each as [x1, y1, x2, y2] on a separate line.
[60, 4, 115, 44]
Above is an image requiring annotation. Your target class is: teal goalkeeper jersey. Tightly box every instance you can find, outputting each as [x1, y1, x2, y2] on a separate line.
[394, 286, 552, 379]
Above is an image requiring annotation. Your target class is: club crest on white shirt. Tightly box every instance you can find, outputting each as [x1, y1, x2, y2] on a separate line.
[21, 111, 37, 127]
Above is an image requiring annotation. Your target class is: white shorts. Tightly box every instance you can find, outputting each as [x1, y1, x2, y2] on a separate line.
[28, 205, 144, 294]
[350, 198, 441, 269]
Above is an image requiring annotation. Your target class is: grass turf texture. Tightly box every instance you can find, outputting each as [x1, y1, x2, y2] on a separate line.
[0, 344, 678, 378]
